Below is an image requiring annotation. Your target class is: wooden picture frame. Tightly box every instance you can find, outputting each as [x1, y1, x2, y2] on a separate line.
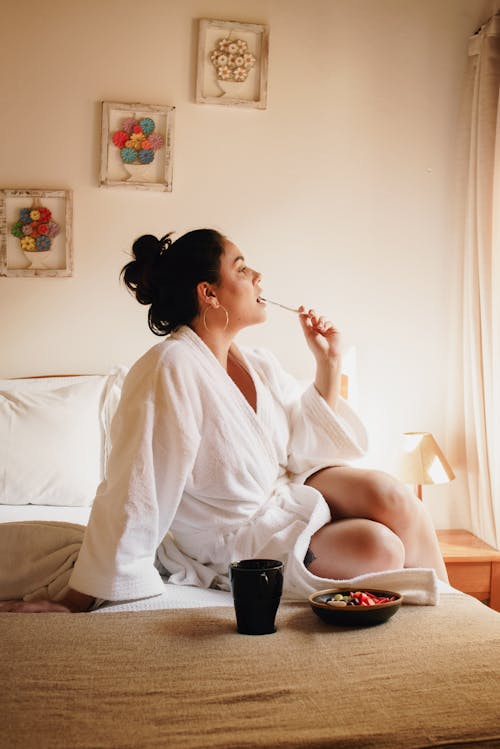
[0, 189, 73, 278]
[196, 19, 269, 109]
[100, 101, 175, 191]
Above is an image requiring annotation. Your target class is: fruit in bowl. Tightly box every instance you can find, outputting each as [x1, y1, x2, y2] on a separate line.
[308, 588, 403, 627]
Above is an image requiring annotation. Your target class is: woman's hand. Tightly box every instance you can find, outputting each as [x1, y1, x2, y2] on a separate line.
[0, 599, 72, 613]
[0, 589, 94, 613]
[298, 307, 342, 410]
[298, 307, 342, 362]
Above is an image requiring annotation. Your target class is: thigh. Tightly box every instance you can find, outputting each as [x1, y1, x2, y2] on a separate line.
[305, 465, 408, 523]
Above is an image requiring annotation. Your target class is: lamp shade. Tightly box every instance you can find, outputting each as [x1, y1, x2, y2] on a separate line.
[398, 432, 455, 486]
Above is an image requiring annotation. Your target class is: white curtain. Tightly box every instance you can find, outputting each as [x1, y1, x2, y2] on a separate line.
[460, 13, 500, 549]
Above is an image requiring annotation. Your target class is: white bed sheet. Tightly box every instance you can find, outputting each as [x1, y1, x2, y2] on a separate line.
[94, 584, 234, 613]
[0, 505, 91, 525]
[94, 579, 459, 613]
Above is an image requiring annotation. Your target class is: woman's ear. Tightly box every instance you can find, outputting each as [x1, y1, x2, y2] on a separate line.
[196, 282, 218, 307]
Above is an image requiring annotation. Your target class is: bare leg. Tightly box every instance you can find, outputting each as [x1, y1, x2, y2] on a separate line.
[306, 517, 405, 579]
[306, 466, 449, 582]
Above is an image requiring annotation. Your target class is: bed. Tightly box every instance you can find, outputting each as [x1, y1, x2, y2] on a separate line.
[1, 370, 499, 748]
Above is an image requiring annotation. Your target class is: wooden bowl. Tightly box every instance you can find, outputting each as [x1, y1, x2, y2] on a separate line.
[308, 588, 403, 628]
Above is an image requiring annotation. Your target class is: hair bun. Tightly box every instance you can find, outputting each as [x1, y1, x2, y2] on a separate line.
[132, 234, 162, 265]
[121, 233, 172, 306]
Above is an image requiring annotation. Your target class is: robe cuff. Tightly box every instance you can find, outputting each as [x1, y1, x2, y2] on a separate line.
[302, 384, 368, 457]
[69, 559, 165, 602]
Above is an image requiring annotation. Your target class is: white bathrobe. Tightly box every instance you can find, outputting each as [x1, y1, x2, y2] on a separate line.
[68, 326, 403, 602]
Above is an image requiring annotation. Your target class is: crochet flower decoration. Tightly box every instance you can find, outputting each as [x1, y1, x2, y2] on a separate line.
[209, 38, 256, 82]
[111, 116, 164, 166]
[11, 206, 61, 253]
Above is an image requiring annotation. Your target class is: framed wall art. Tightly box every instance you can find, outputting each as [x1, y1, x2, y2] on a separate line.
[100, 101, 175, 191]
[0, 189, 73, 278]
[196, 19, 269, 109]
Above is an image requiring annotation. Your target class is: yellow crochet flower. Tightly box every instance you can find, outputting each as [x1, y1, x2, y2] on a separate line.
[30, 210, 40, 221]
[126, 138, 142, 150]
[21, 236, 36, 252]
[130, 132, 145, 143]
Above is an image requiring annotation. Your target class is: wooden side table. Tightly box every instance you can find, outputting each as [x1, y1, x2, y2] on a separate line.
[437, 529, 500, 611]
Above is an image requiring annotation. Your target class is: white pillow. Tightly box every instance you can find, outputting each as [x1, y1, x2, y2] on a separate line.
[0, 367, 127, 506]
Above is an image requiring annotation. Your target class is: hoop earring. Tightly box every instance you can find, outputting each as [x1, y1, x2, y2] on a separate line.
[203, 305, 229, 333]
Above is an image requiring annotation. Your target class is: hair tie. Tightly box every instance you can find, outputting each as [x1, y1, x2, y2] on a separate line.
[159, 234, 172, 256]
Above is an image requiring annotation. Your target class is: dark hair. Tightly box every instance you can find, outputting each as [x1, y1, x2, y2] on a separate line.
[121, 229, 226, 335]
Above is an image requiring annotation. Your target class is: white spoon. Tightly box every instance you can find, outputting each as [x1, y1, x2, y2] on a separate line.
[257, 296, 300, 314]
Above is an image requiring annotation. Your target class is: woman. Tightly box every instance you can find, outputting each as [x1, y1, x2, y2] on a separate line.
[2, 228, 447, 613]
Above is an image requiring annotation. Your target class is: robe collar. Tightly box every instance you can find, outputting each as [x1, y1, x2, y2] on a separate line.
[170, 326, 280, 470]
[171, 325, 259, 414]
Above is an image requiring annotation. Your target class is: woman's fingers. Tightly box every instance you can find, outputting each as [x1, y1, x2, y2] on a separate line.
[298, 307, 334, 335]
[0, 599, 72, 613]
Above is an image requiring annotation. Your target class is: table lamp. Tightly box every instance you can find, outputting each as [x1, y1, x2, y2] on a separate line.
[398, 432, 455, 500]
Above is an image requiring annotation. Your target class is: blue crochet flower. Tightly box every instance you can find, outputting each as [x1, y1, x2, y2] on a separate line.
[20, 208, 31, 225]
[139, 118, 155, 135]
[121, 147, 137, 164]
[138, 148, 154, 164]
[36, 235, 51, 251]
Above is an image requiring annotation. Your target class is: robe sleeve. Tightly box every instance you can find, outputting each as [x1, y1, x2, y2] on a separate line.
[248, 348, 369, 478]
[69, 352, 201, 601]
[286, 382, 369, 476]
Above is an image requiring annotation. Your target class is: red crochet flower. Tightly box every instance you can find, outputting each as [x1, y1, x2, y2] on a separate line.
[112, 131, 129, 148]
[30, 223, 39, 238]
[133, 125, 143, 134]
[38, 207, 52, 223]
[37, 223, 49, 235]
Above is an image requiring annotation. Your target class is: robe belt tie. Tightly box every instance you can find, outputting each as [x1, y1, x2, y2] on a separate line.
[173, 477, 292, 545]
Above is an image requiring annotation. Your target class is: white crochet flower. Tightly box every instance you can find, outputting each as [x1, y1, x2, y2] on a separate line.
[243, 52, 256, 68]
[233, 67, 247, 82]
[218, 65, 232, 80]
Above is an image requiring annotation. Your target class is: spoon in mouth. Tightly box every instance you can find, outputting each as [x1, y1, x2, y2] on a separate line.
[257, 296, 300, 314]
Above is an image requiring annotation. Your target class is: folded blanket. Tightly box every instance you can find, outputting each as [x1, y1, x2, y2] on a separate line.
[0, 521, 84, 602]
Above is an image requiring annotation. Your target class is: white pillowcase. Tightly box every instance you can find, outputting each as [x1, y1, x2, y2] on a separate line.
[0, 368, 127, 506]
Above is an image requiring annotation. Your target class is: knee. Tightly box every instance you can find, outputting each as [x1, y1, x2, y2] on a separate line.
[308, 519, 405, 578]
[363, 470, 417, 525]
[357, 521, 405, 571]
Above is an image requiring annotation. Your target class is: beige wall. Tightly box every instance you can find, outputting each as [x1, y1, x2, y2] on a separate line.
[0, 0, 495, 528]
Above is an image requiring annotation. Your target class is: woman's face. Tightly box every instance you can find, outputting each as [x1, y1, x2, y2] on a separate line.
[215, 240, 266, 329]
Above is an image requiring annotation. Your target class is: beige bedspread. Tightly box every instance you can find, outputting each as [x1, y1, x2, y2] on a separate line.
[1, 593, 499, 749]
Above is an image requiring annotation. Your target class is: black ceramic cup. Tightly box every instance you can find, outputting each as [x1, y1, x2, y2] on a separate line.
[229, 559, 284, 635]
